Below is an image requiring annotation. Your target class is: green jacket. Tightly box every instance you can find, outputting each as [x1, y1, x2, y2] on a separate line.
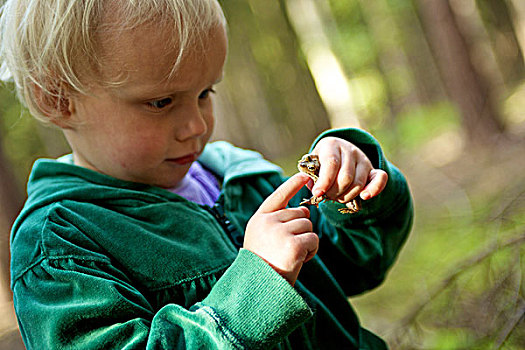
[11, 128, 413, 349]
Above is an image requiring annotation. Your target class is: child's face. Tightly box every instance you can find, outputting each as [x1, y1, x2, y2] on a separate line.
[64, 23, 227, 188]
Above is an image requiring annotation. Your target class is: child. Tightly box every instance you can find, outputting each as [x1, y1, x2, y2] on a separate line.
[1, 0, 413, 348]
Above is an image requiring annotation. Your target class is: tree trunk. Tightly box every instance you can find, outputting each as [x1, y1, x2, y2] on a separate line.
[282, 0, 360, 129]
[506, 0, 525, 67]
[417, 0, 504, 145]
[357, 0, 421, 117]
[479, 0, 525, 87]
[215, 0, 331, 160]
[393, 0, 447, 105]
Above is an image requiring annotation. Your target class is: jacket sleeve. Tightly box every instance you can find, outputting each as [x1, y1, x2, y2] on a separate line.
[295, 127, 414, 296]
[12, 247, 312, 349]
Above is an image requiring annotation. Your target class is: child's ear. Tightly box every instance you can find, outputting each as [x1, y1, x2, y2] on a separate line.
[32, 83, 75, 129]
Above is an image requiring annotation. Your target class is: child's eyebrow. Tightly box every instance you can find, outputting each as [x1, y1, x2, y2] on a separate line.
[116, 72, 224, 100]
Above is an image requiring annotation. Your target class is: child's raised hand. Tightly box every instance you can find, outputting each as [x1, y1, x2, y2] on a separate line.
[310, 137, 388, 209]
[244, 173, 318, 286]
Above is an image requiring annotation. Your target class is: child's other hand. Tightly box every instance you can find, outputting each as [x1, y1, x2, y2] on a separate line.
[310, 137, 388, 208]
[244, 173, 318, 286]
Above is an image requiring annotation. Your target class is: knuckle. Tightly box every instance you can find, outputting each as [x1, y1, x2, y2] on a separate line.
[300, 206, 311, 218]
[353, 179, 365, 190]
[339, 192, 355, 203]
[308, 231, 319, 245]
[300, 218, 313, 231]
[351, 146, 363, 157]
[325, 156, 340, 168]
[295, 207, 309, 218]
[319, 136, 338, 147]
[340, 172, 355, 185]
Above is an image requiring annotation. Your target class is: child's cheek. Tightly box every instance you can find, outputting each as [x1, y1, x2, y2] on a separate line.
[106, 146, 131, 170]
[124, 137, 166, 165]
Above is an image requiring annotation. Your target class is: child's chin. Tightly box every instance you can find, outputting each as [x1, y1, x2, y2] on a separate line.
[155, 175, 187, 190]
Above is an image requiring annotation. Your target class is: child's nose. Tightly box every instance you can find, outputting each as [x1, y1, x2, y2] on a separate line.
[175, 104, 208, 141]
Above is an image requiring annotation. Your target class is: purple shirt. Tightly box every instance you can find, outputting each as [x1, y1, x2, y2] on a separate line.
[168, 162, 221, 206]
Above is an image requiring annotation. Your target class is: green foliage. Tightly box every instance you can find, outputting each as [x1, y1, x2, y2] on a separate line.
[0, 84, 39, 187]
[0, 83, 68, 189]
[395, 102, 461, 150]
[328, 0, 362, 27]
[350, 68, 389, 119]
[332, 26, 378, 71]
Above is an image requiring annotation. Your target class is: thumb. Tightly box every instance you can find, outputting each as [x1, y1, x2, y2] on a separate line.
[257, 173, 310, 214]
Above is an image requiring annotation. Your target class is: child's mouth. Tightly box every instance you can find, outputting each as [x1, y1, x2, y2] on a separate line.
[167, 153, 198, 165]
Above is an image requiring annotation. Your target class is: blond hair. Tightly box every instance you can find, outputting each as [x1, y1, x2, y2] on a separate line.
[0, 0, 226, 122]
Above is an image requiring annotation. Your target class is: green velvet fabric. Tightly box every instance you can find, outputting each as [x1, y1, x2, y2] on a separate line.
[11, 128, 413, 349]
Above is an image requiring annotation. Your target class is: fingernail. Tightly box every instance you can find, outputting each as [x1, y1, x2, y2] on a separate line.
[313, 188, 323, 197]
[360, 191, 370, 200]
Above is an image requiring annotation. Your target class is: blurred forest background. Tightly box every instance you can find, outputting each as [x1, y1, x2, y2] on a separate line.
[1, 0, 524, 349]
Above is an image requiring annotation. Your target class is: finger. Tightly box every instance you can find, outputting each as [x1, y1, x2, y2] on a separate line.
[360, 169, 388, 200]
[276, 206, 310, 222]
[350, 161, 370, 195]
[312, 149, 341, 197]
[257, 173, 310, 214]
[332, 161, 369, 202]
[305, 178, 315, 192]
[296, 231, 319, 263]
[325, 149, 356, 199]
[283, 217, 313, 233]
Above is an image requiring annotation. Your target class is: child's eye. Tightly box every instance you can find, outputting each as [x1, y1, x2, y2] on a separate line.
[147, 97, 173, 110]
[199, 88, 216, 99]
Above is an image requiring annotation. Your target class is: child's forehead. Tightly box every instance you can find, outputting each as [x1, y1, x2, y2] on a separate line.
[84, 1, 228, 90]
[98, 20, 177, 59]
[96, 23, 202, 82]
[93, 22, 227, 93]
[96, 25, 166, 77]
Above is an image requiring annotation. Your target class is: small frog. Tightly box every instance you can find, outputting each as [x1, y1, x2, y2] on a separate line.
[297, 154, 361, 214]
